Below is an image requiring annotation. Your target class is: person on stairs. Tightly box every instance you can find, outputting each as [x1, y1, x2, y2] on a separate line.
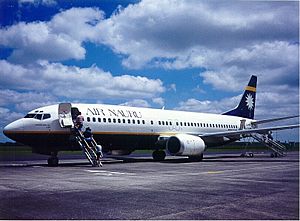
[75, 112, 84, 131]
[83, 127, 103, 167]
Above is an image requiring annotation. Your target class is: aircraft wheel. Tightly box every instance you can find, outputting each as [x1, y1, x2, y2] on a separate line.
[48, 156, 59, 167]
[270, 153, 275, 158]
[188, 153, 204, 162]
[152, 150, 166, 161]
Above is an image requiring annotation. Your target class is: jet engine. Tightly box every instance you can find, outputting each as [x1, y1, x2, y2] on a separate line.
[166, 134, 206, 156]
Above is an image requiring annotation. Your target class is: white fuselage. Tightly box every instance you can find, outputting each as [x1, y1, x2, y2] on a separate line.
[4, 103, 254, 155]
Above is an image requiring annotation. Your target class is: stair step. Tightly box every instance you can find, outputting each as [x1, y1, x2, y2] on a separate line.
[250, 133, 287, 157]
[73, 130, 102, 167]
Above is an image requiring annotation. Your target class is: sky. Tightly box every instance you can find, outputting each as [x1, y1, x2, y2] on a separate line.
[0, 0, 299, 142]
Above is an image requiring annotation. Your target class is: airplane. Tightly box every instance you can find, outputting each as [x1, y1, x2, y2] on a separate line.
[3, 75, 299, 166]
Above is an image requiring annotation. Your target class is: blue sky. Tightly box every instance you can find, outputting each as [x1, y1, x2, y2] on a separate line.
[0, 0, 299, 142]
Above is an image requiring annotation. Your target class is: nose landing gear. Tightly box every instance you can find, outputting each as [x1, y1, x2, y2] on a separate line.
[47, 152, 59, 167]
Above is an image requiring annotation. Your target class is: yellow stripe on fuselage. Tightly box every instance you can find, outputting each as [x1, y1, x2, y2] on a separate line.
[245, 86, 256, 92]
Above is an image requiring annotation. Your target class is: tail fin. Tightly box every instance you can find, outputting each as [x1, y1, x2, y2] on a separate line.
[223, 75, 257, 119]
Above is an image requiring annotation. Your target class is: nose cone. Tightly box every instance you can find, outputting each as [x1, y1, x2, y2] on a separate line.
[3, 120, 23, 140]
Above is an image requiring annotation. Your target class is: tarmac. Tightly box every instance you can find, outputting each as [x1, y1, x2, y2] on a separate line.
[0, 151, 299, 220]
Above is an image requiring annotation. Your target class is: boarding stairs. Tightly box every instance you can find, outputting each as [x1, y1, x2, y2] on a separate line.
[73, 129, 102, 167]
[250, 133, 287, 157]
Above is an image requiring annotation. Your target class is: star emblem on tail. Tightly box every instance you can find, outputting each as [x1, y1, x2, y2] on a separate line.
[245, 93, 254, 110]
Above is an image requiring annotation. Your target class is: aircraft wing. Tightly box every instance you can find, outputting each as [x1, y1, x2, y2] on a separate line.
[200, 124, 299, 138]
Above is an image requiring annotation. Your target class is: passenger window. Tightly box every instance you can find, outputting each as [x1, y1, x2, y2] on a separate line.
[166, 121, 168, 126]
[93, 117, 96, 122]
[42, 114, 51, 120]
[108, 118, 111, 123]
[151, 120, 153, 125]
[98, 118, 101, 123]
[118, 119, 121, 123]
[132, 119, 135, 124]
[170, 122, 172, 126]
[113, 119, 116, 123]
[162, 121, 165, 126]
[123, 119, 126, 123]
[87, 117, 90, 122]
[180, 122, 183, 126]
[142, 120, 145, 124]
[137, 120, 140, 124]
[103, 118, 106, 123]
[158, 121, 161, 125]
[128, 119, 131, 124]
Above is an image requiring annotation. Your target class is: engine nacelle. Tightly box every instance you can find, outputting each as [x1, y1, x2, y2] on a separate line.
[166, 134, 206, 156]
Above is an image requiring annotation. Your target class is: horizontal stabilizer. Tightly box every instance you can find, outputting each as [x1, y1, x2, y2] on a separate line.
[253, 115, 299, 125]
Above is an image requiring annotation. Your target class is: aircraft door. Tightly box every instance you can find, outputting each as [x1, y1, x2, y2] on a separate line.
[58, 103, 73, 128]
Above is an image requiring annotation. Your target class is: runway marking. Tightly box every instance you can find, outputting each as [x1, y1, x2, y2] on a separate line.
[223, 177, 277, 184]
[84, 169, 136, 176]
[161, 164, 297, 178]
[204, 171, 224, 174]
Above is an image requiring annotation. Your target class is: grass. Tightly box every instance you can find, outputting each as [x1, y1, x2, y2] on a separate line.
[0, 141, 298, 157]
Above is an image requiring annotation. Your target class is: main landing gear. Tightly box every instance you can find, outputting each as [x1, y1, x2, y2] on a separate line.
[188, 153, 204, 162]
[47, 152, 59, 167]
[152, 150, 166, 161]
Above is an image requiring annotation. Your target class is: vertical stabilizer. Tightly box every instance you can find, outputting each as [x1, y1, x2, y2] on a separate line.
[223, 75, 257, 119]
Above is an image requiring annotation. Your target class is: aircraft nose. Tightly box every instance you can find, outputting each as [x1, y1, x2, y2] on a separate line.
[3, 120, 23, 139]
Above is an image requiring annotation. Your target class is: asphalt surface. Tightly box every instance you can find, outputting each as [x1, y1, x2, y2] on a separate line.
[0, 152, 299, 220]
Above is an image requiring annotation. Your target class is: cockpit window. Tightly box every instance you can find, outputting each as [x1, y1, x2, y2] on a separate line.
[25, 113, 51, 120]
[35, 114, 43, 120]
[43, 114, 51, 120]
[24, 114, 36, 118]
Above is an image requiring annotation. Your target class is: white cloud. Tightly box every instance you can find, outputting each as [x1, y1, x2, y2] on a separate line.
[200, 41, 299, 91]
[19, 0, 57, 7]
[0, 8, 104, 63]
[175, 95, 241, 114]
[0, 107, 24, 123]
[0, 89, 57, 112]
[168, 84, 177, 92]
[119, 99, 150, 108]
[152, 97, 165, 106]
[175, 87, 299, 120]
[97, 0, 298, 69]
[0, 60, 165, 100]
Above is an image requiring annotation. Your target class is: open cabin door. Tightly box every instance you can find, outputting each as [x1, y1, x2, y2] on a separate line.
[58, 103, 73, 128]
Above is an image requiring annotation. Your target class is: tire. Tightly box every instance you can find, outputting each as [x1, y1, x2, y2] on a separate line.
[152, 150, 166, 161]
[188, 153, 204, 162]
[48, 157, 59, 167]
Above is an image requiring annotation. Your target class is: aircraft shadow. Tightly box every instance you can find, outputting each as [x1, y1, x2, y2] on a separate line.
[1, 154, 297, 168]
